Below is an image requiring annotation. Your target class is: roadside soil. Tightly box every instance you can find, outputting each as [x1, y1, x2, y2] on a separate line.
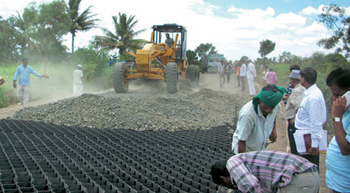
[0, 73, 328, 192]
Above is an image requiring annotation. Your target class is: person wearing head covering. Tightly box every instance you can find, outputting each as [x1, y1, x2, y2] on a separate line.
[246, 59, 256, 96]
[231, 84, 287, 154]
[73, 64, 83, 96]
[285, 70, 306, 154]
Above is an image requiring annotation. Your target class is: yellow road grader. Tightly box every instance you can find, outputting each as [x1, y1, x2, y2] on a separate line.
[113, 24, 200, 94]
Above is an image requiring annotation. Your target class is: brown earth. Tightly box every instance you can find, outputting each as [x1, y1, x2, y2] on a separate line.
[0, 73, 328, 192]
[192, 73, 328, 193]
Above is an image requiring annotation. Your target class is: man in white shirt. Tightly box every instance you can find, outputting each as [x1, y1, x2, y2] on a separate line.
[239, 61, 247, 91]
[247, 59, 256, 96]
[295, 67, 327, 167]
[73, 64, 83, 96]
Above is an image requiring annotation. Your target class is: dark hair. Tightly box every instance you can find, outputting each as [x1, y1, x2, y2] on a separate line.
[326, 68, 350, 90]
[300, 67, 317, 84]
[289, 65, 300, 72]
[22, 58, 28, 61]
[269, 68, 273, 71]
[210, 160, 229, 184]
[263, 84, 279, 92]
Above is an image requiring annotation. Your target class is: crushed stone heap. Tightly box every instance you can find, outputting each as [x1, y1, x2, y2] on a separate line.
[11, 89, 242, 131]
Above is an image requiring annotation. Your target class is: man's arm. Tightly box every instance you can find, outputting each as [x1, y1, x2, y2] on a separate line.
[30, 67, 49, 79]
[237, 140, 246, 153]
[332, 96, 350, 155]
[13, 67, 19, 88]
[308, 99, 326, 155]
[0, 78, 4, 86]
[235, 112, 255, 153]
[269, 118, 277, 142]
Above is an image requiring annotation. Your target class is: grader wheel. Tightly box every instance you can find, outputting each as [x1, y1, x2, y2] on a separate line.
[166, 62, 179, 94]
[113, 62, 129, 93]
[186, 65, 200, 87]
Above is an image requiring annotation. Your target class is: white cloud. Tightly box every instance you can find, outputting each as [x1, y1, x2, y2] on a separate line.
[345, 7, 350, 16]
[1, 0, 340, 61]
[296, 21, 328, 36]
[299, 6, 319, 15]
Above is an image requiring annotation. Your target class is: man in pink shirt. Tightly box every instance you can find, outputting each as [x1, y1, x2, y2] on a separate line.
[266, 68, 277, 85]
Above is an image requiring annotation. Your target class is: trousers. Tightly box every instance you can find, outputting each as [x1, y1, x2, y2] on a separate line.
[240, 76, 246, 91]
[277, 168, 320, 193]
[288, 121, 320, 167]
[17, 85, 30, 107]
[73, 83, 83, 96]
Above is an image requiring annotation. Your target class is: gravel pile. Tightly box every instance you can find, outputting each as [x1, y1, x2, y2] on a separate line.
[11, 89, 243, 131]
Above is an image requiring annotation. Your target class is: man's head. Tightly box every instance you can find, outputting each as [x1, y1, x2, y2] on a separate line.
[22, 58, 28, 66]
[300, 67, 317, 88]
[77, 64, 82, 69]
[269, 68, 273, 72]
[165, 33, 170, 39]
[326, 68, 350, 101]
[210, 160, 237, 189]
[252, 84, 287, 116]
[288, 70, 300, 87]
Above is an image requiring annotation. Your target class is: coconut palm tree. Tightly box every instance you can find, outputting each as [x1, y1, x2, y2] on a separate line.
[10, 11, 38, 56]
[68, 0, 100, 53]
[93, 13, 146, 55]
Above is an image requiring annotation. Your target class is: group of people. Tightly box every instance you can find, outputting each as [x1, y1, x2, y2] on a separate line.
[218, 60, 235, 87]
[218, 59, 257, 97]
[211, 65, 350, 193]
[2, 58, 84, 108]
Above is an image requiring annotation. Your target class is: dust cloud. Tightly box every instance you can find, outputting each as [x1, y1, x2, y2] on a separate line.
[198, 73, 243, 95]
[28, 63, 111, 105]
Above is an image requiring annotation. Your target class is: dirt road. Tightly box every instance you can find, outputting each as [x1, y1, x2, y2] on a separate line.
[0, 73, 328, 192]
[198, 73, 328, 193]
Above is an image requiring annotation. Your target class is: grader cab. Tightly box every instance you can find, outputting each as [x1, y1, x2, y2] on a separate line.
[113, 24, 200, 94]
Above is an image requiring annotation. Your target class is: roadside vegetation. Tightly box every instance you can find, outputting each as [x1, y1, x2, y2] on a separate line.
[1, 1, 350, 134]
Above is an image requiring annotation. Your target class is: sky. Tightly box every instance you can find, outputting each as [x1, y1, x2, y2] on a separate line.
[1, 0, 350, 61]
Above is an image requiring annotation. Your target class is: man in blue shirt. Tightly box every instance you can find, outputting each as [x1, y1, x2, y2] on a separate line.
[325, 68, 350, 193]
[13, 58, 49, 107]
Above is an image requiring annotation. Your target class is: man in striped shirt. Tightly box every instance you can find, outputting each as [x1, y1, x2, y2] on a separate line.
[211, 151, 319, 193]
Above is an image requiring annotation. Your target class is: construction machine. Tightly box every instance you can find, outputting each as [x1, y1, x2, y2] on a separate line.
[113, 23, 199, 94]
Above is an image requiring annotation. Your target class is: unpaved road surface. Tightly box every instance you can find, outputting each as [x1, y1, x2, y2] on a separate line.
[0, 73, 328, 192]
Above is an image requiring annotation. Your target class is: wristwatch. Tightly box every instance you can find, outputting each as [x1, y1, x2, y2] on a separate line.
[333, 117, 342, 122]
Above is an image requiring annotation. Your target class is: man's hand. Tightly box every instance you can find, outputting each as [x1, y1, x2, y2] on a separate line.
[42, 75, 49, 78]
[269, 129, 277, 142]
[332, 96, 349, 118]
[13, 81, 17, 89]
[289, 118, 295, 125]
[308, 147, 320, 155]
